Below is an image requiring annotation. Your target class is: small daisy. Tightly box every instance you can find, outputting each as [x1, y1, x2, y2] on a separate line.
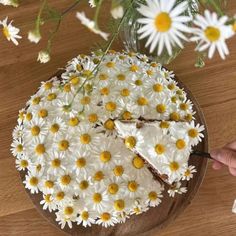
[15, 155, 31, 171]
[130, 200, 149, 215]
[137, 0, 191, 55]
[185, 121, 205, 146]
[0, 17, 21, 45]
[12, 124, 24, 139]
[76, 12, 109, 40]
[40, 193, 57, 212]
[11, 139, 25, 157]
[88, 0, 96, 8]
[57, 171, 77, 191]
[76, 207, 96, 227]
[23, 172, 41, 194]
[76, 174, 93, 198]
[191, 10, 234, 59]
[53, 188, 73, 205]
[47, 151, 66, 176]
[37, 50, 50, 64]
[96, 211, 118, 227]
[48, 117, 67, 137]
[168, 182, 187, 197]
[145, 185, 163, 207]
[182, 165, 197, 181]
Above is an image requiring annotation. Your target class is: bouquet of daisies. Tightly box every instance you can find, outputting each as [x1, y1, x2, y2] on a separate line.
[0, 0, 235, 66]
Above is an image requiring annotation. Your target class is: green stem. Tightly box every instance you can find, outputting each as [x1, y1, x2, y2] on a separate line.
[94, 0, 104, 28]
[69, 0, 135, 106]
[207, 0, 224, 16]
[35, 0, 47, 30]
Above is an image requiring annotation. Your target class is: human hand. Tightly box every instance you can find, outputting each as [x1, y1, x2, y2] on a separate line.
[210, 140, 236, 176]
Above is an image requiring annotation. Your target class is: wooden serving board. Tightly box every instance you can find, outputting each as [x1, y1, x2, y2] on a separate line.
[19, 73, 208, 236]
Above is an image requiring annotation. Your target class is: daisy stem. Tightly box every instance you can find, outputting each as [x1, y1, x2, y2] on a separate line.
[35, 0, 47, 32]
[207, 0, 225, 16]
[94, 0, 104, 29]
[69, 0, 135, 107]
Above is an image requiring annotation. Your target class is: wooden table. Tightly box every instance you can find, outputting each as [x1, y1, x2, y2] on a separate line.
[0, 1, 236, 235]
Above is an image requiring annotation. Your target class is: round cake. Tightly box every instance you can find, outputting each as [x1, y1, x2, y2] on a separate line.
[11, 51, 204, 229]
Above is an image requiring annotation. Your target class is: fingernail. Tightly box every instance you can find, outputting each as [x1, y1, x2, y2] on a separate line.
[210, 149, 220, 159]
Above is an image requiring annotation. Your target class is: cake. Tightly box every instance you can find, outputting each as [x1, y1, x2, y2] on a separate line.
[11, 50, 204, 229]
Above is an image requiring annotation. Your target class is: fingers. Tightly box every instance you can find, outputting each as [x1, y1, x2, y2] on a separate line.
[229, 167, 236, 177]
[225, 140, 236, 150]
[210, 148, 236, 168]
[212, 160, 223, 170]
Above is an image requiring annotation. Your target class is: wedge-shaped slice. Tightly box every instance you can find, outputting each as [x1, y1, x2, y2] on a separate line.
[115, 120, 204, 185]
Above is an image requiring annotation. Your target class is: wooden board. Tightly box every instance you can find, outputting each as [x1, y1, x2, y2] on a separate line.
[0, 1, 236, 236]
[19, 71, 208, 236]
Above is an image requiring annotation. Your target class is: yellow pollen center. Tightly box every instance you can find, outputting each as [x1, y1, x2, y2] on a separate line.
[160, 121, 170, 129]
[44, 194, 52, 203]
[31, 126, 40, 136]
[3, 27, 10, 38]
[45, 180, 54, 188]
[20, 160, 28, 168]
[185, 169, 191, 176]
[88, 113, 98, 123]
[93, 193, 102, 203]
[80, 96, 91, 105]
[148, 191, 158, 201]
[79, 180, 89, 190]
[114, 199, 125, 211]
[113, 165, 124, 176]
[106, 61, 115, 68]
[117, 74, 126, 81]
[105, 102, 117, 112]
[38, 109, 48, 118]
[101, 212, 111, 221]
[44, 82, 53, 90]
[204, 26, 221, 42]
[137, 97, 148, 106]
[56, 191, 65, 201]
[122, 111, 132, 120]
[104, 119, 115, 130]
[29, 177, 38, 186]
[64, 84, 71, 92]
[80, 133, 91, 144]
[132, 156, 144, 169]
[156, 104, 166, 113]
[170, 112, 180, 121]
[50, 123, 59, 133]
[125, 136, 136, 149]
[51, 158, 61, 168]
[169, 161, 180, 171]
[168, 83, 175, 90]
[108, 183, 119, 195]
[185, 114, 193, 121]
[60, 175, 71, 185]
[82, 70, 92, 77]
[100, 87, 110, 96]
[35, 144, 45, 155]
[188, 128, 198, 138]
[146, 69, 154, 76]
[25, 113, 32, 121]
[81, 211, 89, 220]
[100, 151, 111, 163]
[58, 140, 69, 151]
[180, 103, 188, 111]
[128, 181, 138, 192]
[176, 139, 186, 150]
[93, 171, 104, 181]
[120, 88, 130, 97]
[68, 117, 79, 126]
[76, 158, 86, 168]
[99, 73, 108, 80]
[70, 76, 80, 85]
[135, 79, 143, 86]
[32, 97, 41, 105]
[171, 96, 177, 103]
[16, 144, 23, 152]
[76, 64, 82, 71]
[36, 164, 42, 172]
[153, 84, 163, 92]
[155, 12, 172, 32]
[130, 64, 139, 72]
[64, 206, 74, 215]
[155, 144, 165, 155]
[47, 93, 57, 101]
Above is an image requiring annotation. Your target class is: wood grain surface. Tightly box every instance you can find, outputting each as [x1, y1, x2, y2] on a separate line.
[0, 1, 236, 236]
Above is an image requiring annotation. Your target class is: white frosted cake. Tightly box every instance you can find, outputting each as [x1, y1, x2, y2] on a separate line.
[11, 51, 204, 229]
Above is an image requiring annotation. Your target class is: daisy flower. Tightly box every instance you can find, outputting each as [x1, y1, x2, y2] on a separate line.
[185, 121, 205, 146]
[48, 117, 67, 138]
[37, 50, 50, 64]
[182, 165, 197, 181]
[0, 17, 21, 45]
[47, 151, 67, 176]
[88, 0, 96, 8]
[130, 200, 149, 215]
[0, 0, 19, 7]
[40, 193, 57, 212]
[11, 139, 25, 157]
[96, 211, 118, 227]
[23, 173, 41, 194]
[76, 12, 109, 40]
[57, 171, 77, 191]
[191, 10, 234, 59]
[53, 188, 73, 205]
[12, 124, 24, 140]
[145, 184, 164, 207]
[76, 207, 96, 227]
[28, 29, 41, 44]
[15, 155, 31, 171]
[137, 0, 191, 55]
[167, 182, 187, 197]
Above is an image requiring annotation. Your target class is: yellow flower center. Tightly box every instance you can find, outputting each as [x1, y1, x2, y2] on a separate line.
[18, 111, 25, 120]
[70, 76, 80, 85]
[156, 104, 166, 113]
[44, 82, 53, 90]
[153, 83, 163, 92]
[58, 140, 69, 151]
[185, 113, 193, 121]
[3, 27, 10, 38]
[80, 96, 91, 105]
[188, 128, 198, 138]
[20, 160, 28, 168]
[168, 83, 175, 90]
[120, 88, 130, 97]
[117, 74, 126, 81]
[113, 165, 124, 177]
[38, 109, 48, 118]
[99, 73, 108, 80]
[68, 117, 79, 126]
[93, 193, 102, 203]
[171, 96, 177, 103]
[100, 151, 111, 163]
[155, 12, 172, 32]
[51, 158, 61, 168]
[25, 113, 32, 121]
[151, 62, 158, 67]
[36, 164, 42, 172]
[105, 102, 117, 112]
[31, 126, 40, 136]
[100, 87, 110, 96]
[132, 155, 144, 169]
[180, 103, 188, 111]
[160, 121, 170, 129]
[169, 161, 180, 171]
[176, 139, 186, 150]
[122, 111, 132, 120]
[128, 181, 138, 192]
[44, 194, 52, 203]
[29, 177, 38, 186]
[16, 144, 23, 152]
[108, 183, 119, 195]
[104, 119, 115, 130]
[50, 123, 59, 133]
[130, 64, 139, 72]
[81, 211, 89, 220]
[82, 70, 92, 77]
[100, 212, 111, 221]
[35, 144, 45, 155]
[93, 171, 104, 181]
[148, 191, 158, 201]
[76, 157, 86, 168]
[170, 112, 180, 121]
[45, 180, 54, 188]
[137, 97, 148, 106]
[56, 191, 65, 201]
[47, 93, 57, 101]
[76, 64, 82, 71]
[155, 144, 165, 155]
[146, 69, 154, 76]
[106, 61, 115, 68]
[64, 206, 74, 215]
[204, 26, 221, 42]
[135, 79, 143, 86]
[79, 180, 89, 190]
[80, 133, 91, 144]
[125, 136, 136, 149]
[32, 97, 41, 105]
[60, 175, 71, 185]
[88, 113, 98, 123]
[64, 84, 71, 92]
[185, 169, 191, 176]
[114, 199, 125, 211]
